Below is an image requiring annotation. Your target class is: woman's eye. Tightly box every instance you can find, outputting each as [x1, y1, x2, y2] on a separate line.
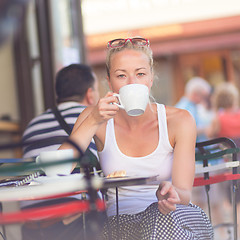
[117, 74, 125, 78]
[137, 73, 145, 76]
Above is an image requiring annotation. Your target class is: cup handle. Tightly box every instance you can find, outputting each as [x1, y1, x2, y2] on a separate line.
[36, 156, 44, 171]
[35, 156, 47, 175]
[113, 93, 124, 109]
[35, 156, 40, 164]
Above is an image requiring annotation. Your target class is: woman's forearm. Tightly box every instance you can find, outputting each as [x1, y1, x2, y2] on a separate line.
[175, 186, 192, 205]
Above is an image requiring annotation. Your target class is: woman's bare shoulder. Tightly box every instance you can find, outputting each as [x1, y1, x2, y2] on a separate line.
[166, 106, 196, 133]
[166, 106, 195, 122]
[166, 106, 196, 147]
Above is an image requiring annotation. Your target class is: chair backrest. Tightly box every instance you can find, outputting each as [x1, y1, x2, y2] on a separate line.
[194, 137, 240, 240]
[195, 137, 239, 175]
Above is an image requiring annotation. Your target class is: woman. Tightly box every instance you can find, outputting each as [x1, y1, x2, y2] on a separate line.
[60, 37, 213, 239]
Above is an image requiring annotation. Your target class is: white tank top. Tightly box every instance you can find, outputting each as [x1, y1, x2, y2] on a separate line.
[98, 103, 173, 216]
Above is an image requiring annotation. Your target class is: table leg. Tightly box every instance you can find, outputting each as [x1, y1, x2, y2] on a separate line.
[115, 187, 120, 240]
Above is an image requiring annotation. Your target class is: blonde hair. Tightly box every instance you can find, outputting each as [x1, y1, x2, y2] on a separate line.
[106, 39, 153, 78]
[212, 82, 239, 110]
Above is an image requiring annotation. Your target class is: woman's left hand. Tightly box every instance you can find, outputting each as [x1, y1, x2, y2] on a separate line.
[156, 181, 180, 215]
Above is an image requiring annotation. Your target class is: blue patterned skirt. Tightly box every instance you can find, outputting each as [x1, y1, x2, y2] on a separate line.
[102, 202, 213, 240]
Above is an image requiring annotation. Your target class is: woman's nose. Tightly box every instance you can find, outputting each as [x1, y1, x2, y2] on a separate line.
[128, 76, 137, 84]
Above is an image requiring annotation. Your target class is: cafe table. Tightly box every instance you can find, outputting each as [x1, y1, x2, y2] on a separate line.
[0, 172, 158, 240]
[0, 174, 158, 221]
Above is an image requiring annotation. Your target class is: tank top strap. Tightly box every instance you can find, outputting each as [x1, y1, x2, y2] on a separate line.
[103, 118, 118, 153]
[157, 104, 172, 150]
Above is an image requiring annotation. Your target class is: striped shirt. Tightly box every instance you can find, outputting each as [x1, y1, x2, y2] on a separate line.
[22, 101, 97, 158]
[21, 102, 98, 208]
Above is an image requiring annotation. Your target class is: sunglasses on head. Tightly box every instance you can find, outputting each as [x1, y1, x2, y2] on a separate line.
[107, 37, 150, 49]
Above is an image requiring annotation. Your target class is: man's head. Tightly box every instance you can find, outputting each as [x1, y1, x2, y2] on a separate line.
[55, 64, 99, 106]
[185, 77, 211, 104]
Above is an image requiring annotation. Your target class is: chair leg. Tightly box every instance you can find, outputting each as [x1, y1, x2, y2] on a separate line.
[205, 185, 212, 223]
[81, 192, 87, 240]
[0, 202, 7, 240]
[0, 231, 7, 240]
[82, 212, 86, 240]
[232, 180, 238, 240]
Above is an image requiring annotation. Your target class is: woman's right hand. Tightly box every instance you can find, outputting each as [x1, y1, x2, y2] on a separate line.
[156, 181, 180, 215]
[91, 92, 119, 124]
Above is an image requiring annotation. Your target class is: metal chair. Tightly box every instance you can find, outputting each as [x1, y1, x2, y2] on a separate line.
[194, 137, 240, 240]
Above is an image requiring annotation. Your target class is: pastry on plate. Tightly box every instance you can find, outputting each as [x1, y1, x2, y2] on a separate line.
[106, 170, 126, 178]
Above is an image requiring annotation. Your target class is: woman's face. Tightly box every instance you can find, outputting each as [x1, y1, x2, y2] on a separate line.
[107, 49, 153, 93]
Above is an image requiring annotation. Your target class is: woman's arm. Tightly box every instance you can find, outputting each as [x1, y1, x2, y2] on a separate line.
[59, 92, 119, 157]
[171, 109, 196, 203]
[156, 108, 196, 214]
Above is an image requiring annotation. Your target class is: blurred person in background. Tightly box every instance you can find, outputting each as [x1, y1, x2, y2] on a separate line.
[21, 63, 100, 240]
[22, 63, 99, 158]
[207, 82, 240, 143]
[175, 77, 230, 238]
[207, 82, 240, 238]
[175, 76, 212, 141]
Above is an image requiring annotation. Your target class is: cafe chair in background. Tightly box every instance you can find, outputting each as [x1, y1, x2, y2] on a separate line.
[194, 137, 240, 240]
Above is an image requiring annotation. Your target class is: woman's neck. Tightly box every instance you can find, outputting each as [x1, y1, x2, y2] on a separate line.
[115, 103, 157, 129]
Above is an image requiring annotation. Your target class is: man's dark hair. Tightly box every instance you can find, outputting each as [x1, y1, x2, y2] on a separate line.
[55, 64, 95, 103]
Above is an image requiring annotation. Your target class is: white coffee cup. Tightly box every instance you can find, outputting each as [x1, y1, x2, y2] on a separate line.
[113, 84, 149, 116]
[36, 149, 74, 177]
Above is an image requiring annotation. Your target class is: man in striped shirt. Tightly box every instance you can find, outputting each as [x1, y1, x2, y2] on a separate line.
[22, 63, 99, 158]
[21, 63, 100, 240]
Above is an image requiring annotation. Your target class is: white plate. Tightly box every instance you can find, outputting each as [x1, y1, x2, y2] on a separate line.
[33, 173, 84, 184]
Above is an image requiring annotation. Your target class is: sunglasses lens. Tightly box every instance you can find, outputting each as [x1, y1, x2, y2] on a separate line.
[108, 38, 149, 48]
[109, 39, 125, 48]
[131, 38, 148, 46]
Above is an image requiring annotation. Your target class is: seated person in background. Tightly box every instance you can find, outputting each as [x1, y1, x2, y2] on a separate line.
[60, 37, 214, 239]
[21, 63, 100, 240]
[23, 63, 99, 158]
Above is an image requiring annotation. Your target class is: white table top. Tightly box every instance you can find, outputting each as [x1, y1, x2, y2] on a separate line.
[0, 174, 88, 201]
[0, 174, 158, 202]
